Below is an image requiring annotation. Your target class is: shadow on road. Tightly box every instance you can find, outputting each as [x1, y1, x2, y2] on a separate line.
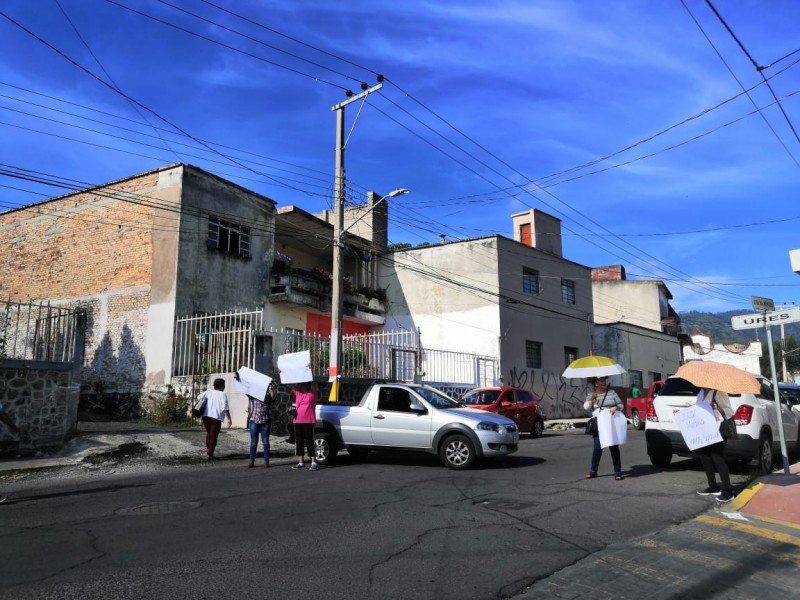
[6, 483, 154, 504]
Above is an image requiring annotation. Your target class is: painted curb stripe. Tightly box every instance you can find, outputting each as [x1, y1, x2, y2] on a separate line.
[697, 514, 800, 547]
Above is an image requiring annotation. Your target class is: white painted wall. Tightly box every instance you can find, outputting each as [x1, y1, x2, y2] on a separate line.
[379, 235, 594, 418]
[593, 280, 667, 331]
[684, 333, 763, 375]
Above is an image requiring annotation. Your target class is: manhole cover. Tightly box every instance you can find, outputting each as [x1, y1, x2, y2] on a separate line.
[117, 501, 202, 515]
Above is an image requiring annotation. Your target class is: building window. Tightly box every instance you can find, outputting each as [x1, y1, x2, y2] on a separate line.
[630, 370, 643, 387]
[648, 371, 662, 384]
[564, 346, 578, 368]
[207, 215, 251, 258]
[523, 267, 540, 295]
[561, 279, 575, 304]
[526, 340, 542, 369]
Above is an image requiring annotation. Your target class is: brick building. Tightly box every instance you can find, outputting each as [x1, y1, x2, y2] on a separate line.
[0, 164, 276, 412]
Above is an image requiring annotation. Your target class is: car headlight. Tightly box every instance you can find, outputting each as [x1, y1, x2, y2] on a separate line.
[477, 421, 501, 432]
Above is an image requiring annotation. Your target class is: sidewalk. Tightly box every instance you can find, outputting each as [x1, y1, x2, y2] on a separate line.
[0, 420, 298, 474]
[514, 461, 800, 599]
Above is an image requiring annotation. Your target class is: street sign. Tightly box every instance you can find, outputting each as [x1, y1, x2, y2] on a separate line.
[751, 296, 775, 312]
[731, 306, 800, 330]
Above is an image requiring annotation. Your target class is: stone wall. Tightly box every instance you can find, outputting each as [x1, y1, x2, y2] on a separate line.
[0, 360, 81, 455]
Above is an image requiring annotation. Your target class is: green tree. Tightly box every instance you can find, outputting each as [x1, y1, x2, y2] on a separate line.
[760, 335, 800, 379]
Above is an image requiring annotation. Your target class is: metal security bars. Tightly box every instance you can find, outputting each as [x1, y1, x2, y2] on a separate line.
[0, 300, 83, 362]
[171, 309, 264, 378]
[172, 308, 498, 387]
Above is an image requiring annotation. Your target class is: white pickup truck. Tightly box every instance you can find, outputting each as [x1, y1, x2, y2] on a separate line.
[313, 383, 520, 470]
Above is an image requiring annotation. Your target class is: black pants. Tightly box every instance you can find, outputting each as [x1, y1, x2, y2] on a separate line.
[694, 441, 731, 491]
[294, 423, 315, 460]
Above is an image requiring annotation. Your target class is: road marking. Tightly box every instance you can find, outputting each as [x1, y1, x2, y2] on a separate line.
[697, 514, 800, 549]
[726, 482, 800, 531]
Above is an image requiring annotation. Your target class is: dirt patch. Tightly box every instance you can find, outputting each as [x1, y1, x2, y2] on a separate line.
[81, 441, 149, 465]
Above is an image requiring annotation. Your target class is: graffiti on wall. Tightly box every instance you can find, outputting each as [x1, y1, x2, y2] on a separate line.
[506, 367, 590, 419]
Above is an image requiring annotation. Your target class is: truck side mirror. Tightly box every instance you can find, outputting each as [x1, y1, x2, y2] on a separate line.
[409, 403, 427, 414]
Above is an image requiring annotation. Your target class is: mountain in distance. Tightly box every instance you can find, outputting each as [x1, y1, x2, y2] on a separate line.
[679, 310, 800, 345]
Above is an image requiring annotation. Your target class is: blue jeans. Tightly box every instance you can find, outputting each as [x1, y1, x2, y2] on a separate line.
[249, 420, 270, 464]
[590, 433, 621, 474]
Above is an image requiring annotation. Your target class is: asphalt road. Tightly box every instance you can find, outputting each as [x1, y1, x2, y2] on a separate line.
[0, 427, 756, 600]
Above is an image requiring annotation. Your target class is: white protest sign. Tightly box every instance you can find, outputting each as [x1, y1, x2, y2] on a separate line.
[277, 350, 313, 384]
[675, 403, 722, 450]
[598, 410, 628, 448]
[233, 367, 272, 401]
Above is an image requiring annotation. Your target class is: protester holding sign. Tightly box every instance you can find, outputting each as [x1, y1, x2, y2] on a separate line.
[290, 381, 319, 471]
[234, 368, 274, 469]
[583, 377, 625, 481]
[693, 389, 735, 503]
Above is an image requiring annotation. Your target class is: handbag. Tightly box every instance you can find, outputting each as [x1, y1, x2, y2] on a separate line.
[584, 390, 608, 435]
[191, 393, 207, 418]
[719, 417, 737, 440]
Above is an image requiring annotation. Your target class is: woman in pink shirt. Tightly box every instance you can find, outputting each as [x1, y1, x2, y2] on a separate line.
[291, 381, 318, 471]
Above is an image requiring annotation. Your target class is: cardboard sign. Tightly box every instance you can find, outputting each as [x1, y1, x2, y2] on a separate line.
[233, 366, 272, 401]
[277, 350, 313, 384]
[675, 403, 722, 450]
[598, 410, 628, 448]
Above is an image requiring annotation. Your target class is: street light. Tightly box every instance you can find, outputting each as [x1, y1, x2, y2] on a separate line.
[328, 187, 409, 402]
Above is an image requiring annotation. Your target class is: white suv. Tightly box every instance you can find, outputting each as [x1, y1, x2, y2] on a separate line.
[645, 375, 800, 474]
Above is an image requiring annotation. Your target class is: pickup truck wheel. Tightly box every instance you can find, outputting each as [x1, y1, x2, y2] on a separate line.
[314, 432, 339, 466]
[440, 434, 476, 470]
[530, 420, 544, 438]
[755, 433, 773, 475]
[631, 410, 644, 431]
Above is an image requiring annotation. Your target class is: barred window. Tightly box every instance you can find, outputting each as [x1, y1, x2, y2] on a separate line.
[522, 267, 540, 295]
[526, 340, 542, 369]
[564, 346, 578, 368]
[207, 215, 251, 258]
[561, 279, 575, 304]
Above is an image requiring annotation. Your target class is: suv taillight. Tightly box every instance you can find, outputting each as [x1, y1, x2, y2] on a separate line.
[734, 405, 753, 426]
[646, 399, 658, 421]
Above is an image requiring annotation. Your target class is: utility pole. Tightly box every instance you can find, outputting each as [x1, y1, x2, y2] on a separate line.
[328, 82, 383, 402]
[777, 302, 795, 382]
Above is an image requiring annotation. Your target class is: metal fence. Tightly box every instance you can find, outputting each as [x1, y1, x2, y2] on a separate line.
[172, 308, 499, 387]
[0, 300, 83, 363]
[171, 309, 264, 378]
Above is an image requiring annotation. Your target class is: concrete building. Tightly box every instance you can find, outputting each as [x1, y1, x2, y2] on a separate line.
[682, 333, 762, 376]
[591, 265, 682, 390]
[267, 191, 391, 338]
[0, 164, 276, 411]
[379, 209, 594, 418]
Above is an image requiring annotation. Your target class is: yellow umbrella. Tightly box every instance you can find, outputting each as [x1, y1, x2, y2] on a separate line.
[562, 355, 626, 379]
[674, 361, 760, 395]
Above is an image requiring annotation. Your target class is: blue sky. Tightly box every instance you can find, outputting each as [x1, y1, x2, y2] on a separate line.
[2, 0, 799, 314]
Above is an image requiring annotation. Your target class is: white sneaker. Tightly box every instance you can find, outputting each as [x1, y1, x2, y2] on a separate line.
[291, 463, 305, 470]
[309, 463, 319, 471]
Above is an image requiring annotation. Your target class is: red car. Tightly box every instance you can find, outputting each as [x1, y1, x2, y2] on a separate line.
[460, 387, 545, 437]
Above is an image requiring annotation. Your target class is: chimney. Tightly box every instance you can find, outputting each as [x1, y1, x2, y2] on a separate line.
[591, 265, 627, 281]
[512, 209, 562, 257]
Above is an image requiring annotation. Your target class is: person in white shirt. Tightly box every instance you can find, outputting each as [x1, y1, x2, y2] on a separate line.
[199, 378, 232, 460]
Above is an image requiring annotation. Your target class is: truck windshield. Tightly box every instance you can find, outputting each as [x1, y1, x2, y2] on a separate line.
[412, 386, 460, 409]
